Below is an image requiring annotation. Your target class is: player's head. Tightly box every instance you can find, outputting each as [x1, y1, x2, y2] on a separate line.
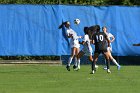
[64, 21, 70, 28]
[102, 26, 107, 33]
[84, 27, 89, 34]
[58, 21, 70, 29]
[94, 25, 100, 32]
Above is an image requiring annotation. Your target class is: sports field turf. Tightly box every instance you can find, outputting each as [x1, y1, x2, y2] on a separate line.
[0, 64, 139, 93]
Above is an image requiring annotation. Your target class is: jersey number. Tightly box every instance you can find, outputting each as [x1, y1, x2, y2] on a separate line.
[96, 35, 104, 42]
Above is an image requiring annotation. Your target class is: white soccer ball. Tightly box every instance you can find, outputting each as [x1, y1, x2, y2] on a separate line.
[74, 18, 80, 25]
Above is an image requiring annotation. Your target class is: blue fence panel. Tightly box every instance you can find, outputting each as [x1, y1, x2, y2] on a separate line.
[0, 5, 62, 56]
[115, 6, 140, 56]
[0, 5, 139, 56]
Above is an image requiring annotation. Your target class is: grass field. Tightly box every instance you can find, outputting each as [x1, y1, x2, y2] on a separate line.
[0, 64, 139, 93]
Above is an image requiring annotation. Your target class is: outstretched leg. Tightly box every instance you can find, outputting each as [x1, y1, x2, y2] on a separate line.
[66, 47, 76, 71]
[108, 51, 121, 70]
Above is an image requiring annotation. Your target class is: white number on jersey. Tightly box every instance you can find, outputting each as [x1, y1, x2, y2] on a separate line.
[96, 35, 104, 42]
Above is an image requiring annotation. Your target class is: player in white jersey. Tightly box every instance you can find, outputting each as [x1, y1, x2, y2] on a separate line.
[75, 27, 98, 70]
[66, 26, 80, 49]
[102, 26, 121, 70]
[59, 21, 81, 71]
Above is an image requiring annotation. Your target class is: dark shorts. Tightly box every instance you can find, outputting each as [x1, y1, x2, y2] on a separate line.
[94, 48, 108, 54]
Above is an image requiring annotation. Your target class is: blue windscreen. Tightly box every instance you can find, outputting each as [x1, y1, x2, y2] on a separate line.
[0, 5, 139, 56]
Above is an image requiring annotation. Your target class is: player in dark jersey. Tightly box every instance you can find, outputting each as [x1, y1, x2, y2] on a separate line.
[91, 25, 111, 74]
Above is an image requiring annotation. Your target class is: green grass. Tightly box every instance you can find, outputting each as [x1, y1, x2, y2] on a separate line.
[0, 64, 139, 93]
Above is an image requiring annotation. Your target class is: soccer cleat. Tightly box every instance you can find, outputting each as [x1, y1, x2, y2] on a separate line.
[107, 69, 111, 73]
[90, 70, 95, 74]
[117, 65, 121, 70]
[66, 65, 70, 71]
[95, 65, 99, 69]
[78, 65, 80, 69]
[73, 65, 77, 69]
[74, 66, 80, 71]
[103, 66, 107, 70]
[74, 67, 79, 71]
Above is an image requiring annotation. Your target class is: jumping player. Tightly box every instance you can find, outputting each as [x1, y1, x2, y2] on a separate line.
[91, 25, 111, 74]
[102, 26, 121, 70]
[59, 21, 81, 71]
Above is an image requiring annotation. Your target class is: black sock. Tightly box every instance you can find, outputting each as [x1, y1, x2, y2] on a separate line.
[106, 59, 110, 69]
[92, 61, 96, 71]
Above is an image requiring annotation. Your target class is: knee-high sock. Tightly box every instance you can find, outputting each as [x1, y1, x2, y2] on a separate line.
[106, 59, 110, 69]
[74, 57, 78, 66]
[68, 57, 73, 66]
[77, 59, 80, 67]
[112, 58, 120, 66]
[92, 61, 96, 71]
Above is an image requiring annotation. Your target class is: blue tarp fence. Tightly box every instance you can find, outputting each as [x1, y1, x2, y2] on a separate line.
[0, 5, 140, 56]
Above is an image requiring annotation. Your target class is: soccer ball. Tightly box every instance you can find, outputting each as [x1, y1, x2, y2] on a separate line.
[74, 19, 80, 25]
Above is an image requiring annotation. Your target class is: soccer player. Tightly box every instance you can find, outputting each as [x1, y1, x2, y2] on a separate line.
[75, 27, 98, 70]
[59, 21, 81, 71]
[91, 25, 111, 74]
[102, 26, 121, 70]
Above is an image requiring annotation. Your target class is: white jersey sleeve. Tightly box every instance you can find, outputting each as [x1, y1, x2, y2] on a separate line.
[66, 28, 78, 39]
[83, 35, 88, 42]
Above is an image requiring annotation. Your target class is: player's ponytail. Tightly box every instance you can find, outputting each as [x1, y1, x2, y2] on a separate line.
[58, 22, 65, 29]
[58, 21, 70, 29]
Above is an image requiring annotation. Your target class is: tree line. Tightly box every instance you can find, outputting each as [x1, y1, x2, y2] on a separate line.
[0, 0, 140, 5]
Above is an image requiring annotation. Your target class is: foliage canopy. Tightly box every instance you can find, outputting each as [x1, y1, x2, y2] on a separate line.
[0, 0, 140, 5]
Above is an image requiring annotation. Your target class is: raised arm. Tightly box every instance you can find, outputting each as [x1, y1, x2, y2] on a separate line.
[110, 33, 115, 43]
[105, 34, 111, 47]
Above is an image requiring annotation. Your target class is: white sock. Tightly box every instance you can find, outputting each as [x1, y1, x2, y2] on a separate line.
[112, 58, 120, 67]
[77, 59, 80, 67]
[74, 57, 77, 66]
[68, 57, 73, 66]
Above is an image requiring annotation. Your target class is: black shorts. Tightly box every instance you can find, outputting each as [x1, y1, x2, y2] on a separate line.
[94, 49, 108, 54]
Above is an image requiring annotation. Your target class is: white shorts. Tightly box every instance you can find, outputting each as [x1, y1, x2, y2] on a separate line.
[107, 47, 112, 52]
[82, 47, 92, 56]
[70, 39, 80, 48]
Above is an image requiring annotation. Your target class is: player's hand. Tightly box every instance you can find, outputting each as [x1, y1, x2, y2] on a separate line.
[78, 36, 83, 38]
[79, 41, 84, 44]
[79, 41, 82, 44]
[67, 34, 73, 38]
